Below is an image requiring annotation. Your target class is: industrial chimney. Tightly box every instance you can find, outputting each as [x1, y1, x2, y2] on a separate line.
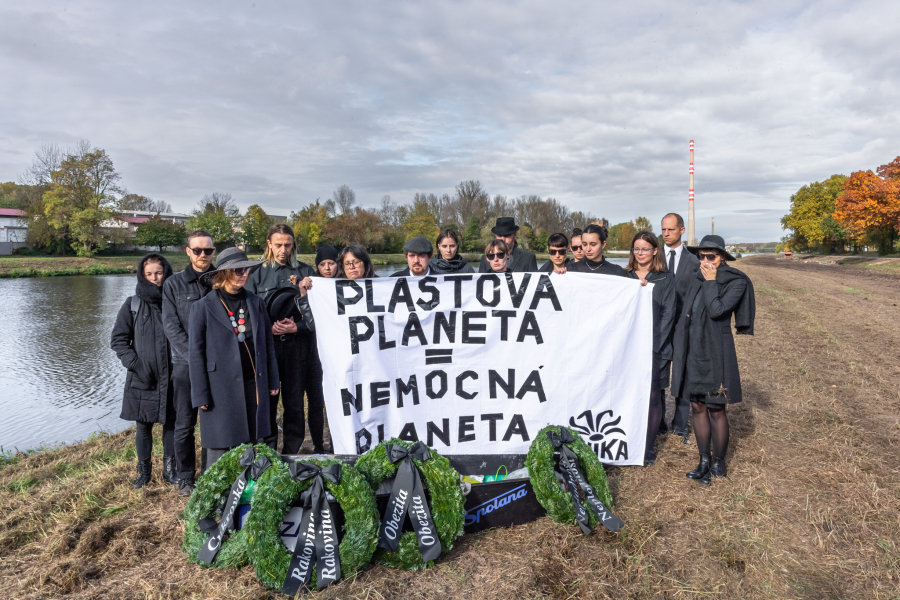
[688, 140, 697, 246]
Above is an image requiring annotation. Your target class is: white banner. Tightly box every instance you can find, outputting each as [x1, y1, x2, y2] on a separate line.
[307, 272, 653, 466]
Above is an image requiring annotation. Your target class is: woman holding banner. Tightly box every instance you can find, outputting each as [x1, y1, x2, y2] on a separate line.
[625, 232, 676, 466]
[671, 235, 755, 486]
[430, 229, 475, 274]
[335, 244, 377, 279]
[479, 239, 513, 273]
[314, 244, 339, 278]
[189, 248, 280, 468]
[557, 224, 627, 277]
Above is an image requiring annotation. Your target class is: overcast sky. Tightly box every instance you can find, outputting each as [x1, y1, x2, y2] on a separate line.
[1, 1, 898, 242]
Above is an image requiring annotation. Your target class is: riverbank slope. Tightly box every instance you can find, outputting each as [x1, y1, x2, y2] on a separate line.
[1, 255, 898, 598]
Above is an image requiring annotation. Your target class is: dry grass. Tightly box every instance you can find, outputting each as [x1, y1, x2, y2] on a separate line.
[2, 255, 899, 599]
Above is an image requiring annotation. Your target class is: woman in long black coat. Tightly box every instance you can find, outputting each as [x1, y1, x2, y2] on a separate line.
[110, 253, 176, 488]
[188, 248, 280, 468]
[671, 235, 755, 486]
[625, 232, 676, 466]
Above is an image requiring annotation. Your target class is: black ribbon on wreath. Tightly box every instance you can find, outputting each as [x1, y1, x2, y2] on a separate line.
[547, 429, 624, 535]
[198, 448, 273, 564]
[282, 462, 343, 595]
[377, 442, 442, 562]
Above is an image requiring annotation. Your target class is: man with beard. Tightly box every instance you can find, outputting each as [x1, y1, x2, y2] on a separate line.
[391, 237, 433, 276]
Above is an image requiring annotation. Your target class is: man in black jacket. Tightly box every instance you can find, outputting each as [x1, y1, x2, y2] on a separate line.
[390, 237, 433, 276]
[162, 230, 216, 494]
[661, 213, 700, 441]
[478, 217, 538, 272]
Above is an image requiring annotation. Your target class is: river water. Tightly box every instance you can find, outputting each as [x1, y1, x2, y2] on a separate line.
[0, 258, 627, 452]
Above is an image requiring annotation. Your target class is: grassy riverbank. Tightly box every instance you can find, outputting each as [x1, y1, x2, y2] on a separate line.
[2, 255, 899, 598]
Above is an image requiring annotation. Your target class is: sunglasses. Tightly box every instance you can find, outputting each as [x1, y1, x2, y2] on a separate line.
[548, 248, 567, 256]
[190, 247, 215, 256]
[570, 245, 582, 252]
[698, 252, 719, 261]
[486, 252, 507, 260]
[230, 267, 252, 276]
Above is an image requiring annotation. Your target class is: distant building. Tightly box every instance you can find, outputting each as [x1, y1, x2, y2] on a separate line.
[0, 208, 28, 255]
[590, 217, 610, 229]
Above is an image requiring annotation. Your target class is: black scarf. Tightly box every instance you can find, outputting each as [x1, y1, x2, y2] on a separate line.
[430, 254, 469, 273]
[135, 253, 173, 307]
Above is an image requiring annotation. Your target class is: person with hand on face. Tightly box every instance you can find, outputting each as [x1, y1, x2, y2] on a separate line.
[429, 229, 475, 274]
[478, 217, 538, 273]
[539, 233, 571, 272]
[671, 235, 755, 486]
[247, 224, 326, 454]
[479, 239, 512, 273]
[557, 223, 628, 276]
[314, 244, 339, 278]
[660, 212, 701, 442]
[335, 245, 376, 279]
[162, 230, 216, 495]
[391, 237, 434, 277]
[625, 232, 676, 466]
[189, 248, 280, 468]
[570, 228, 585, 263]
[111, 254, 175, 489]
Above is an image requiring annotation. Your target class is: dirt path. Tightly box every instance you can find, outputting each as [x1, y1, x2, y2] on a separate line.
[1, 256, 898, 599]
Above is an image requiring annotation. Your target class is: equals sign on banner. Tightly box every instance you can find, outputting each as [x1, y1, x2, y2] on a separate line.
[425, 349, 453, 365]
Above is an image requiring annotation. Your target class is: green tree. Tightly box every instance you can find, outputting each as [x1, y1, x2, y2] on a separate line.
[41, 142, 122, 256]
[289, 200, 331, 252]
[189, 192, 239, 248]
[781, 174, 848, 253]
[134, 216, 187, 252]
[634, 216, 652, 233]
[402, 197, 439, 242]
[242, 204, 273, 252]
[462, 216, 481, 252]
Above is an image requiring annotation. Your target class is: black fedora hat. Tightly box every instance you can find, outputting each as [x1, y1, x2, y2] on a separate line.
[266, 286, 301, 322]
[491, 217, 520, 236]
[687, 235, 737, 261]
[199, 247, 264, 285]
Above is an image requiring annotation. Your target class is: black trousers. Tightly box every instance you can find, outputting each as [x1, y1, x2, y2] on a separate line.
[135, 421, 175, 462]
[670, 395, 691, 435]
[173, 362, 206, 480]
[274, 333, 326, 454]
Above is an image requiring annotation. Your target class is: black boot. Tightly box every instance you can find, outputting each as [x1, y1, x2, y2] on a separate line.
[162, 456, 179, 485]
[687, 453, 710, 480]
[178, 478, 195, 496]
[710, 456, 727, 478]
[133, 459, 152, 489]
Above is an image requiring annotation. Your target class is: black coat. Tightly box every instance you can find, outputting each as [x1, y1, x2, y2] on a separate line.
[188, 290, 280, 448]
[478, 245, 538, 273]
[162, 264, 214, 364]
[671, 266, 754, 404]
[539, 258, 571, 272]
[668, 246, 700, 320]
[627, 270, 677, 384]
[110, 255, 174, 424]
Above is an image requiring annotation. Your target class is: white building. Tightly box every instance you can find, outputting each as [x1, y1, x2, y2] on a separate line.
[0, 208, 28, 255]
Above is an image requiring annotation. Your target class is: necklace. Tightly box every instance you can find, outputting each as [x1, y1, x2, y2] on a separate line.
[218, 294, 247, 342]
[585, 257, 604, 271]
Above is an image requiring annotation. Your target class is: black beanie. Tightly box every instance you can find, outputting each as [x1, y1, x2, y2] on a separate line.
[315, 243, 339, 266]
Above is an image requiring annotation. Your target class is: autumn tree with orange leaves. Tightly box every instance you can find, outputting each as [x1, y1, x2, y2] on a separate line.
[833, 157, 900, 255]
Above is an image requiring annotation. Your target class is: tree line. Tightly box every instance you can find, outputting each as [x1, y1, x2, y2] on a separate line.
[781, 156, 900, 255]
[6, 142, 655, 256]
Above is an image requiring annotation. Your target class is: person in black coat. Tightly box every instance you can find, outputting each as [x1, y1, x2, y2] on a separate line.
[625, 232, 676, 465]
[539, 232, 572, 272]
[671, 235, 755, 485]
[110, 253, 176, 488]
[189, 248, 281, 468]
[478, 217, 538, 273]
[556, 223, 628, 277]
[391, 237, 433, 277]
[661, 213, 701, 440]
[430, 229, 475, 274]
[479, 239, 514, 273]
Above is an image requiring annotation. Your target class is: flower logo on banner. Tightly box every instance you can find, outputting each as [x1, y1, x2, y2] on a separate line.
[568, 410, 629, 462]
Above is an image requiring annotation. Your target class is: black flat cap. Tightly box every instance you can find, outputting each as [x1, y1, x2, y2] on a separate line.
[403, 237, 433, 254]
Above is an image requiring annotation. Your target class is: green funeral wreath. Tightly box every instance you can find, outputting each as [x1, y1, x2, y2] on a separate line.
[355, 439, 465, 570]
[244, 458, 380, 591]
[182, 443, 286, 568]
[526, 425, 613, 528]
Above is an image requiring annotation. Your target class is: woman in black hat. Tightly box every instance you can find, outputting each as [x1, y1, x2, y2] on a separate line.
[558, 223, 628, 276]
[314, 243, 339, 278]
[671, 235, 755, 485]
[625, 231, 676, 465]
[188, 248, 280, 468]
[110, 253, 177, 488]
[335, 244, 377, 279]
[430, 229, 475, 274]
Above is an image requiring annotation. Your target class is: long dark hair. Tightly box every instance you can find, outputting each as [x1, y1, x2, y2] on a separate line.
[436, 228, 461, 258]
[335, 244, 375, 278]
[626, 231, 666, 273]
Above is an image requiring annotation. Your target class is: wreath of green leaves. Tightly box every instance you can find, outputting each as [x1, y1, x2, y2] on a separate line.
[355, 439, 465, 570]
[244, 458, 380, 591]
[526, 425, 613, 528]
[182, 443, 286, 568]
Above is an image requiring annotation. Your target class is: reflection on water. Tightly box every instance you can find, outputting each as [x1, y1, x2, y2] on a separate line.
[1, 259, 629, 451]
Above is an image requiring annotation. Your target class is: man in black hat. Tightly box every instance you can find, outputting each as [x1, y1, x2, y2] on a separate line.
[478, 217, 538, 272]
[660, 213, 700, 442]
[247, 223, 325, 455]
[391, 237, 433, 277]
[162, 230, 216, 495]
